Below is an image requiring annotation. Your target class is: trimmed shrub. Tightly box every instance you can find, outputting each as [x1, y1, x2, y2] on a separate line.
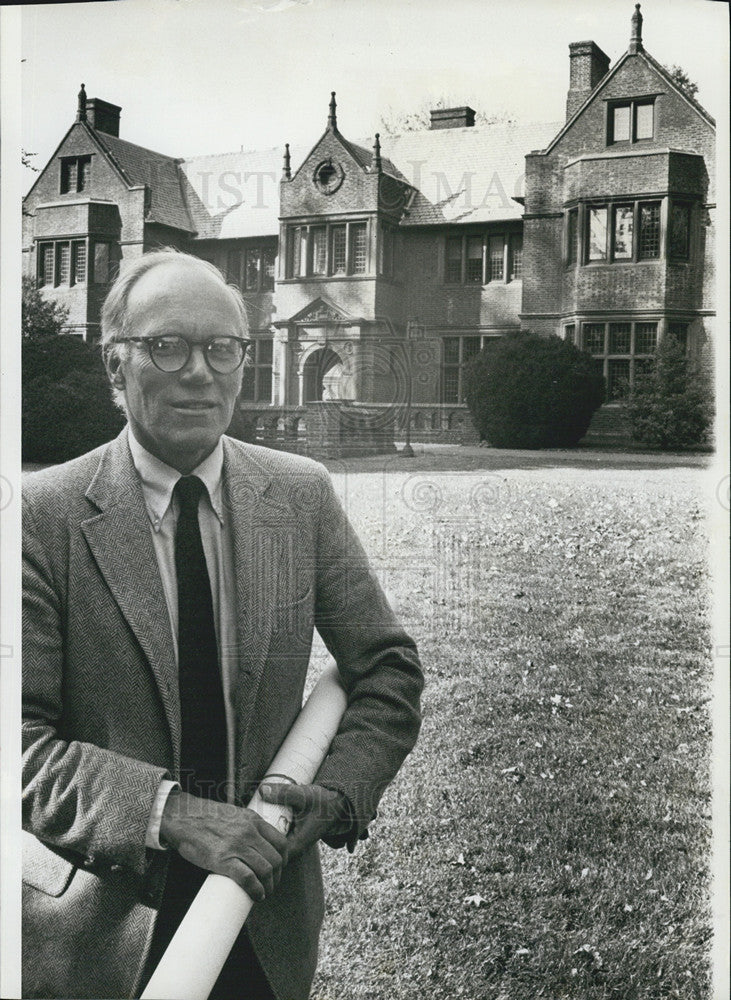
[22, 337, 125, 463]
[463, 332, 605, 449]
[626, 332, 713, 449]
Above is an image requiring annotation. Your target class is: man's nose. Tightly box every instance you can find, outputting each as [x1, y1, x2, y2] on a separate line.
[180, 343, 213, 380]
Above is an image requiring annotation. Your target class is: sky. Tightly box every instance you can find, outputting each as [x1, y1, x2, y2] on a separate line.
[18, 0, 729, 192]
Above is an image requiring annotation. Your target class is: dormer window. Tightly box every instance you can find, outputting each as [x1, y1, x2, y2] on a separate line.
[608, 99, 654, 144]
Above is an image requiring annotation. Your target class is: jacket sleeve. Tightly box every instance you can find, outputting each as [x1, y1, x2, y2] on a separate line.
[311, 466, 424, 845]
[22, 492, 169, 878]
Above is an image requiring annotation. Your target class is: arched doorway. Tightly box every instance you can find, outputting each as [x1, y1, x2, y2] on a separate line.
[303, 347, 344, 402]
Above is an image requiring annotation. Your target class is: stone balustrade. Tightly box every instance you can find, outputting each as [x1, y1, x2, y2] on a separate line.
[230, 401, 480, 457]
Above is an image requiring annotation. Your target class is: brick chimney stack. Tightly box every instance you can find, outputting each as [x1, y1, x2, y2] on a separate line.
[429, 106, 476, 130]
[566, 41, 611, 120]
[86, 97, 121, 137]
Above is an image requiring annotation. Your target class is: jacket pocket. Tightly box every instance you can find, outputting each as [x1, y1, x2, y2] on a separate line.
[22, 831, 77, 898]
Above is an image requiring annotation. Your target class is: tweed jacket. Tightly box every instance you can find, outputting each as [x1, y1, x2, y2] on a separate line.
[22, 429, 423, 1000]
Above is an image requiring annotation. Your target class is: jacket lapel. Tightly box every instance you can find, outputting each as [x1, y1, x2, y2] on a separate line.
[81, 430, 181, 767]
[222, 439, 279, 756]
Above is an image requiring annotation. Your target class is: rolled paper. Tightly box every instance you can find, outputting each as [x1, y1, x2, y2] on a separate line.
[141, 662, 348, 1000]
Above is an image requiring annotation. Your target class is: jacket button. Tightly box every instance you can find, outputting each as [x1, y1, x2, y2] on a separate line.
[110, 863, 123, 873]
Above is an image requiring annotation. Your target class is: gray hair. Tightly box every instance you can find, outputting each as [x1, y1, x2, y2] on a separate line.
[101, 248, 250, 410]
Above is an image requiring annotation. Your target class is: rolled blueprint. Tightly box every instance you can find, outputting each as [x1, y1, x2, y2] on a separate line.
[141, 662, 348, 1000]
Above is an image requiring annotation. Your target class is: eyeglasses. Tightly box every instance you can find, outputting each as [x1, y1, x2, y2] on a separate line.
[124, 335, 250, 374]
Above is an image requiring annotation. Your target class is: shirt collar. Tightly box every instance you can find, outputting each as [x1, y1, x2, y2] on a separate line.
[127, 426, 225, 528]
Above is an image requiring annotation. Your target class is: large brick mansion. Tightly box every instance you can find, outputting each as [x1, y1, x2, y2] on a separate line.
[23, 4, 715, 424]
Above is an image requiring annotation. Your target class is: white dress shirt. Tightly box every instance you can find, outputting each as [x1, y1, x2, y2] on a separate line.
[127, 428, 239, 849]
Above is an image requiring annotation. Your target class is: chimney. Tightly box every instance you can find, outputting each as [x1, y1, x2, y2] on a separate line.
[566, 41, 611, 120]
[429, 106, 476, 130]
[86, 97, 122, 137]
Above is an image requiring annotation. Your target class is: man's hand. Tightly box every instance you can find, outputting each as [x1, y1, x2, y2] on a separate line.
[258, 783, 352, 859]
[159, 790, 289, 902]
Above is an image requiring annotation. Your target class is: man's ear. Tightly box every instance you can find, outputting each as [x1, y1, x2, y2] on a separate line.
[104, 345, 126, 389]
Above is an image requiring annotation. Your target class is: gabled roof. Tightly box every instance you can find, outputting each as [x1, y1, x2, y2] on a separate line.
[327, 133, 406, 185]
[95, 131, 195, 232]
[642, 49, 715, 127]
[541, 47, 715, 156]
[288, 126, 406, 187]
[178, 120, 559, 238]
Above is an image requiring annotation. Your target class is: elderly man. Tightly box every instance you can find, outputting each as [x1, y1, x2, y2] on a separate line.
[22, 250, 423, 1000]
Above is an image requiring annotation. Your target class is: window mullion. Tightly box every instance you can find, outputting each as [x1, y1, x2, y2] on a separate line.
[579, 203, 585, 264]
[609, 205, 614, 262]
[457, 338, 463, 401]
[630, 322, 636, 388]
[659, 197, 669, 261]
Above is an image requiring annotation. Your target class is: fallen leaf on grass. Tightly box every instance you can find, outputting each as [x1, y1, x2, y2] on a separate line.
[464, 893, 487, 908]
[574, 944, 603, 967]
[501, 765, 526, 784]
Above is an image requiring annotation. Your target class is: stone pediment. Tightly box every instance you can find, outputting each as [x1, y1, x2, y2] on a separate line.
[291, 298, 351, 325]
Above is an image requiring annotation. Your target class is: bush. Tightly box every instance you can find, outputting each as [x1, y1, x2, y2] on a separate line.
[22, 275, 69, 340]
[626, 332, 713, 449]
[22, 337, 125, 463]
[463, 332, 605, 448]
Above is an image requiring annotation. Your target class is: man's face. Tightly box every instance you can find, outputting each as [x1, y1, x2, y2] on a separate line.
[111, 261, 245, 473]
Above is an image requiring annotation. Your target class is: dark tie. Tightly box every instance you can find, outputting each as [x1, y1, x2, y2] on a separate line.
[174, 475, 227, 802]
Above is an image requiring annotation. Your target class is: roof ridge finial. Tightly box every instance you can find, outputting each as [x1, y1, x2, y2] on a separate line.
[328, 91, 337, 131]
[629, 3, 643, 54]
[77, 83, 87, 122]
[373, 132, 382, 173]
[283, 142, 291, 181]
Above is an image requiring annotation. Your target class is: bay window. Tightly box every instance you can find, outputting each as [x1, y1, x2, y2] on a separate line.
[575, 199, 666, 264]
[37, 239, 88, 286]
[285, 220, 372, 278]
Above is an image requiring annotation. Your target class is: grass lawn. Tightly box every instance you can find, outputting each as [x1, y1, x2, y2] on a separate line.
[309, 449, 714, 1000]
